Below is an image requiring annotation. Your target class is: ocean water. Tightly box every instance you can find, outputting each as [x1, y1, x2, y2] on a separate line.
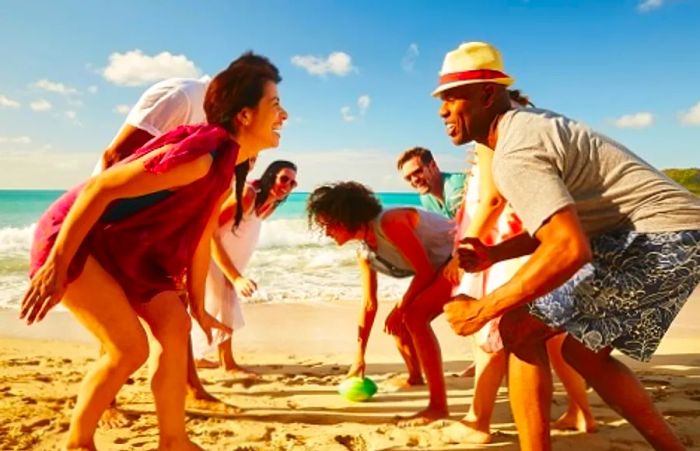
[0, 190, 422, 310]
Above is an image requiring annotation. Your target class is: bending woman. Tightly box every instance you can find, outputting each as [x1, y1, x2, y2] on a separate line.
[20, 52, 287, 450]
[192, 160, 298, 375]
[307, 181, 456, 425]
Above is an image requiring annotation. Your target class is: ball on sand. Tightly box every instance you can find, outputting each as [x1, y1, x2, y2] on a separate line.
[338, 376, 378, 402]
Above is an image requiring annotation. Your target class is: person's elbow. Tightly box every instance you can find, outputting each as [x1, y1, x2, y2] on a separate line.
[557, 233, 592, 272]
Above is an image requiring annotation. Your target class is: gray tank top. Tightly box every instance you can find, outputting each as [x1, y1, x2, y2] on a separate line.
[360, 208, 455, 278]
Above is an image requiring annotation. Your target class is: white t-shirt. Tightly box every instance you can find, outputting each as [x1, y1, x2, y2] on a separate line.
[492, 108, 700, 236]
[92, 75, 211, 175]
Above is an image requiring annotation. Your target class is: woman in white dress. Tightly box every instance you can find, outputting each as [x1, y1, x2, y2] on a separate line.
[192, 160, 298, 375]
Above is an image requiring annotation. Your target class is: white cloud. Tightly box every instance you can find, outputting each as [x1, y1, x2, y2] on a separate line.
[32, 79, 78, 95]
[102, 49, 202, 86]
[638, 0, 663, 12]
[113, 104, 131, 115]
[357, 95, 371, 115]
[87, 86, 98, 94]
[0, 136, 31, 144]
[678, 101, 700, 126]
[0, 95, 20, 108]
[612, 112, 654, 128]
[0, 150, 98, 189]
[341, 95, 371, 122]
[291, 51, 355, 77]
[30, 99, 52, 112]
[340, 106, 355, 122]
[401, 43, 419, 72]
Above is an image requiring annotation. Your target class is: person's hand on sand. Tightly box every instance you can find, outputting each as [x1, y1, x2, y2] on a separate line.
[20, 257, 66, 325]
[457, 237, 493, 273]
[442, 255, 463, 285]
[347, 356, 366, 378]
[192, 310, 232, 345]
[384, 305, 404, 336]
[443, 294, 490, 337]
[233, 276, 257, 297]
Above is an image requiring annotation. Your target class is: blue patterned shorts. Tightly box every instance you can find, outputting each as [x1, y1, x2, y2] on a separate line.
[529, 229, 700, 361]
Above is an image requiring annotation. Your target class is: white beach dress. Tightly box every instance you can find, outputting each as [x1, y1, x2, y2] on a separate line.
[453, 149, 529, 352]
[191, 208, 263, 359]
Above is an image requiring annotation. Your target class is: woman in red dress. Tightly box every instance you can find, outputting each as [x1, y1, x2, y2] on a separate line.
[20, 52, 287, 450]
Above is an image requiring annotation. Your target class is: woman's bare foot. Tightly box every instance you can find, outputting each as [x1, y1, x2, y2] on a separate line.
[440, 419, 492, 444]
[397, 406, 449, 427]
[552, 409, 598, 433]
[459, 363, 476, 378]
[158, 437, 204, 451]
[194, 358, 220, 369]
[185, 386, 241, 414]
[98, 406, 131, 428]
[388, 374, 425, 389]
[224, 364, 259, 379]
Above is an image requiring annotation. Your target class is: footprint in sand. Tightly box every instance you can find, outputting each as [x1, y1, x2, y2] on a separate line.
[334, 434, 368, 451]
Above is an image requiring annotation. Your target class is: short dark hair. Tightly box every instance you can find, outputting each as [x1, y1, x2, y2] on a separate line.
[306, 182, 382, 233]
[396, 146, 434, 170]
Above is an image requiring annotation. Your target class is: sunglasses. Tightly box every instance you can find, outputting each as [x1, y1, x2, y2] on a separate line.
[403, 166, 425, 182]
[277, 174, 298, 188]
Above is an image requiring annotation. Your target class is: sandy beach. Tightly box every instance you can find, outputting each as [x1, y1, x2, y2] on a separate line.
[2, 290, 700, 451]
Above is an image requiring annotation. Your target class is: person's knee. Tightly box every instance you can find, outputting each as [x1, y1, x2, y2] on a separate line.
[403, 308, 428, 335]
[107, 334, 149, 373]
[159, 310, 192, 347]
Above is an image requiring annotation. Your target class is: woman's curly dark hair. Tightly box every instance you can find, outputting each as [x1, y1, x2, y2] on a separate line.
[306, 181, 382, 232]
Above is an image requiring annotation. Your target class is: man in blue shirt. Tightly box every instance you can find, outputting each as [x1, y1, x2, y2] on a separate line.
[397, 146, 466, 219]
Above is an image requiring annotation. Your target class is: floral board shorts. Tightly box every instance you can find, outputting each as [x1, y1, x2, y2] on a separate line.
[528, 229, 700, 362]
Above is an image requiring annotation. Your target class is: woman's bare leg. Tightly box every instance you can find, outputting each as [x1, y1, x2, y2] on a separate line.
[546, 333, 597, 432]
[392, 327, 425, 387]
[457, 347, 506, 442]
[60, 256, 149, 450]
[398, 275, 453, 425]
[134, 291, 200, 450]
[562, 336, 684, 450]
[218, 336, 258, 378]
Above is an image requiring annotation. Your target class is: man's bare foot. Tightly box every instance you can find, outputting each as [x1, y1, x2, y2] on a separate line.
[224, 364, 259, 379]
[397, 406, 449, 427]
[459, 363, 476, 378]
[186, 386, 241, 414]
[440, 419, 492, 444]
[552, 410, 597, 433]
[98, 406, 131, 429]
[195, 358, 220, 369]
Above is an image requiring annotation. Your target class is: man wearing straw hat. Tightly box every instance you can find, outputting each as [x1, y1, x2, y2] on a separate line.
[435, 41, 700, 450]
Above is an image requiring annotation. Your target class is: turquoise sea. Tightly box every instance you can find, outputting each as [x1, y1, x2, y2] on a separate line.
[0, 190, 421, 309]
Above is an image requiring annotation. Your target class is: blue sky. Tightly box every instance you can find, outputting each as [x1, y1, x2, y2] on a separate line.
[1, 0, 698, 190]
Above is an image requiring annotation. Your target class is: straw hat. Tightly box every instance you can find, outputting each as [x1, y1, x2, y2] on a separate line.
[432, 42, 514, 97]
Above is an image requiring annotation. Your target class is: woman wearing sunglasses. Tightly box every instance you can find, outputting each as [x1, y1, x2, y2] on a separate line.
[307, 181, 459, 426]
[192, 160, 298, 376]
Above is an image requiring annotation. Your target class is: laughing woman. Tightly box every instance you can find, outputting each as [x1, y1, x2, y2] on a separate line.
[20, 52, 287, 450]
[192, 160, 298, 376]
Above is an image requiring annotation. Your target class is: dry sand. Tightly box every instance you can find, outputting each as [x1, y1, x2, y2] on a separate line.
[1, 290, 699, 450]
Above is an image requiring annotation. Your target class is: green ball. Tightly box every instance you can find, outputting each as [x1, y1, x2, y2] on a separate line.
[338, 376, 378, 402]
